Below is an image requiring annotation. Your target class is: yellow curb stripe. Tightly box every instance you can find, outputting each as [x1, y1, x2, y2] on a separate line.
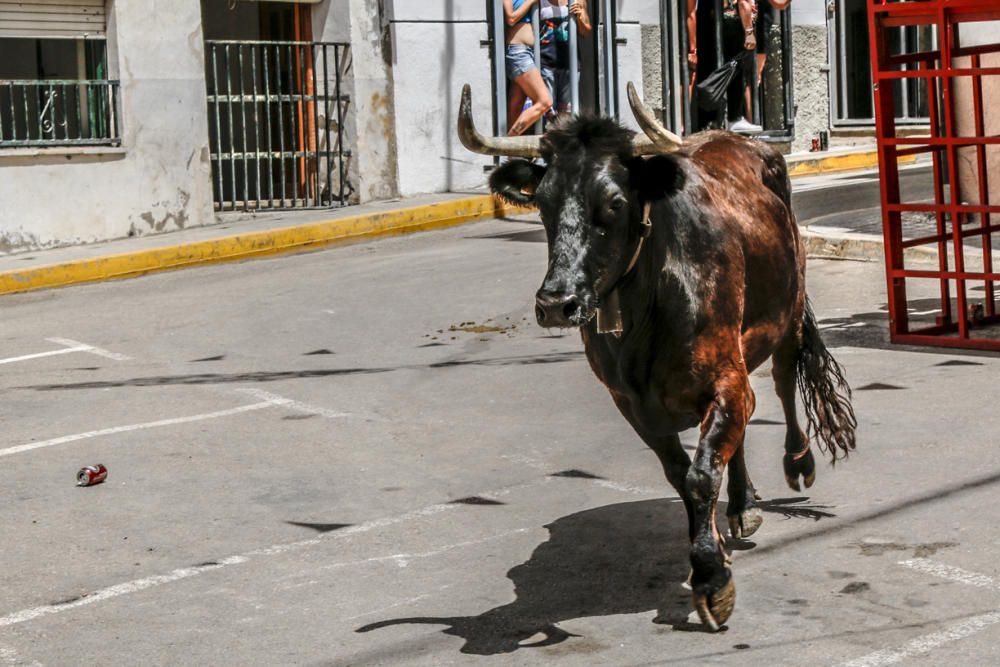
[788, 150, 916, 177]
[0, 195, 531, 296]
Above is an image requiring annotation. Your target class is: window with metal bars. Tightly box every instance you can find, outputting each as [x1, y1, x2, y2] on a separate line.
[0, 37, 119, 147]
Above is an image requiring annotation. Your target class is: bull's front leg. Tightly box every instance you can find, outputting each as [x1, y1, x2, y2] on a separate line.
[687, 371, 752, 631]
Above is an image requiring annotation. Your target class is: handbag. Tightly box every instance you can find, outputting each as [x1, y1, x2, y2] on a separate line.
[695, 50, 752, 111]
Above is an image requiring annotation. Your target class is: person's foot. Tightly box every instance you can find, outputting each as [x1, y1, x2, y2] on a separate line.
[728, 117, 763, 134]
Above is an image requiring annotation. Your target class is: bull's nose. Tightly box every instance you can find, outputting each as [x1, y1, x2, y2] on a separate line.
[535, 291, 580, 327]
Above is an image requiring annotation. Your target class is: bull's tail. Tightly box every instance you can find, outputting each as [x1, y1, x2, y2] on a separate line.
[796, 299, 857, 461]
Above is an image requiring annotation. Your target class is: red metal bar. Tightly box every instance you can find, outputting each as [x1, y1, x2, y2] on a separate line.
[886, 203, 1000, 214]
[875, 67, 1000, 79]
[883, 136, 1000, 145]
[970, 53, 995, 315]
[896, 144, 947, 157]
[923, 58, 953, 324]
[938, 3, 970, 340]
[870, 0, 1000, 350]
[900, 222, 1000, 248]
[869, 0, 908, 337]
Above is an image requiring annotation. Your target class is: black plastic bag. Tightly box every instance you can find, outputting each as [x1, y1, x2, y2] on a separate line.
[695, 50, 752, 111]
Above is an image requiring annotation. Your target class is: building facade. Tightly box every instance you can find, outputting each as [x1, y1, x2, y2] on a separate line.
[0, 0, 897, 254]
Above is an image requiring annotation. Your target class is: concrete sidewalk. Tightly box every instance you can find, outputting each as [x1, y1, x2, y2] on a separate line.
[0, 192, 531, 295]
[0, 145, 895, 296]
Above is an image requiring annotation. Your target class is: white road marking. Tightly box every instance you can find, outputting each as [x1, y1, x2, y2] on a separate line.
[0, 401, 276, 458]
[0, 642, 42, 667]
[593, 479, 662, 496]
[317, 528, 529, 571]
[900, 558, 1000, 591]
[0, 338, 129, 366]
[0, 502, 461, 629]
[45, 338, 130, 361]
[838, 559, 1000, 666]
[0, 449, 660, 630]
[340, 593, 435, 622]
[0, 556, 248, 628]
[234, 388, 352, 419]
[499, 452, 662, 496]
[0, 388, 358, 459]
[0, 346, 83, 366]
[837, 611, 1000, 667]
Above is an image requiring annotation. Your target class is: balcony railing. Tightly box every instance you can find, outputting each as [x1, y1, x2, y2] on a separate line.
[0, 79, 120, 148]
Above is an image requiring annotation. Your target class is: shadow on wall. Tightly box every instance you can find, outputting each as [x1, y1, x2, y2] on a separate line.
[356, 498, 695, 655]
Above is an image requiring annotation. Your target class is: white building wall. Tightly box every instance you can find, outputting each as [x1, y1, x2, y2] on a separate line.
[0, 0, 215, 254]
[790, 0, 830, 152]
[386, 2, 493, 197]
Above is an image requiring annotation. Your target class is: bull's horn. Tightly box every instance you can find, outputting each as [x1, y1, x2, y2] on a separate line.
[626, 81, 683, 155]
[457, 84, 542, 158]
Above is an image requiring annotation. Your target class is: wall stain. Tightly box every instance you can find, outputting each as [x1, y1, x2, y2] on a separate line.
[129, 189, 192, 235]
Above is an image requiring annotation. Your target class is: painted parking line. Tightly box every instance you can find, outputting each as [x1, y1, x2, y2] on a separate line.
[0, 401, 277, 458]
[0, 389, 351, 459]
[0, 502, 462, 630]
[234, 388, 353, 419]
[0, 338, 129, 366]
[0, 470, 619, 631]
[0, 642, 41, 667]
[837, 558, 1000, 667]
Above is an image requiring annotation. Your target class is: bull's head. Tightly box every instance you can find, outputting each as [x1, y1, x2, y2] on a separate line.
[458, 83, 683, 329]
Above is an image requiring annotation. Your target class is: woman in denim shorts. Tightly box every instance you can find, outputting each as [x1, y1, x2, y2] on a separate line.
[504, 0, 552, 136]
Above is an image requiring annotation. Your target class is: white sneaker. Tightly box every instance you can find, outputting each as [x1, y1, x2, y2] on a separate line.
[728, 117, 763, 134]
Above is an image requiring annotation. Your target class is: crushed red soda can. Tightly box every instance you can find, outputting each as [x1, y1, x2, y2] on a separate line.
[76, 464, 108, 487]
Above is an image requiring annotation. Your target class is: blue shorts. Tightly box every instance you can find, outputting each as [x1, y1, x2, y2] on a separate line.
[541, 66, 574, 114]
[505, 44, 537, 81]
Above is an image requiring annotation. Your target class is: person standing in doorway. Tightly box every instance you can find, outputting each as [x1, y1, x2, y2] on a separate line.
[755, 0, 790, 86]
[538, 0, 591, 118]
[504, 0, 553, 135]
[723, 0, 761, 133]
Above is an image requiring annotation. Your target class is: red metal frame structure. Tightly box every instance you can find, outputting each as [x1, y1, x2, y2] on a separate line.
[869, 0, 1000, 350]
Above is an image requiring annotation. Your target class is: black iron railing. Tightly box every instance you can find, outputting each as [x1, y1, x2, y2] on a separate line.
[0, 79, 120, 147]
[205, 40, 352, 211]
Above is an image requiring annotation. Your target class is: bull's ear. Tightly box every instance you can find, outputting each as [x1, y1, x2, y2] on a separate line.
[489, 159, 547, 206]
[629, 155, 685, 202]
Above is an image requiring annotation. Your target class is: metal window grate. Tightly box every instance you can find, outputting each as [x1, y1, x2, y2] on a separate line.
[205, 40, 352, 212]
[0, 79, 119, 147]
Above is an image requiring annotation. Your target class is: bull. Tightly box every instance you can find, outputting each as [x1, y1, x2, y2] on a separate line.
[458, 83, 857, 630]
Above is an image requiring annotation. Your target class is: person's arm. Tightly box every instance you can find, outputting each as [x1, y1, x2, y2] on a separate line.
[504, 0, 537, 27]
[569, 0, 592, 39]
[738, 0, 756, 49]
[770, 0, 790, 10]
[687, 0, 697, 66]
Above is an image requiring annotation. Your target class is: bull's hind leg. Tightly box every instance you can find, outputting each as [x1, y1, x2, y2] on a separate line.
[688, 370, 751, 631]
[772, 333, 816, 491]
[726, 445, 763, 539]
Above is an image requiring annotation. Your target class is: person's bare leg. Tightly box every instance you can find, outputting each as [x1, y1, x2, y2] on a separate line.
[508, 69, 552, 136]
[757, 53, 766, 86]
[507, 85, 527, 134]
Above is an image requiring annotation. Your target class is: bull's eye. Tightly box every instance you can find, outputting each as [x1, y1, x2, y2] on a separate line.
[608, 197, 626, 212]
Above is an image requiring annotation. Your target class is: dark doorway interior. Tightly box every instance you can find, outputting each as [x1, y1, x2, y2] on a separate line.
[201, 1, 348, 211]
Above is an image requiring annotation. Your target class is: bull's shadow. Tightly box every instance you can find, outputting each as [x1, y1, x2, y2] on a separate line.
[356, 499, 696, 655]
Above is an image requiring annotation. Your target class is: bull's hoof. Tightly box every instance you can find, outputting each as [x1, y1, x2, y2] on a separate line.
[783, 447, 816, 492]
[692, 575, 736, 632]
[728, 506, 763, 539]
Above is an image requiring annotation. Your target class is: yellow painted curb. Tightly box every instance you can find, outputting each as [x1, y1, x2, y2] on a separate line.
[788, 150, 916, 177]
[0, 195, 531, 296]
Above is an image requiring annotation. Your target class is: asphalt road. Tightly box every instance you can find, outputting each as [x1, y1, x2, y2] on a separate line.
[3, 215, 1000, 666]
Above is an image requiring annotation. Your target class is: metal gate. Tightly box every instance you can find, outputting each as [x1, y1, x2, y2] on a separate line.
[205, 39, 351, 211]
[870, 0, 1000, 350]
